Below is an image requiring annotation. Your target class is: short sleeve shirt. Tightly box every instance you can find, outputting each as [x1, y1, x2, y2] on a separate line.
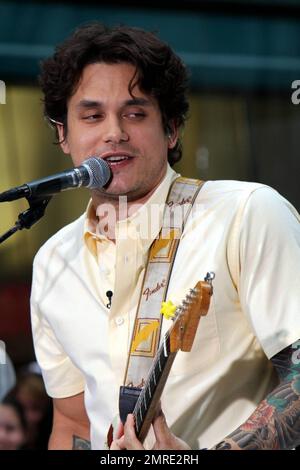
[30, 166, 300, 449]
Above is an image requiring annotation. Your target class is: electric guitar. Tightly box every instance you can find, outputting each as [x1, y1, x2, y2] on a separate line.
[107, 272, 214, 447]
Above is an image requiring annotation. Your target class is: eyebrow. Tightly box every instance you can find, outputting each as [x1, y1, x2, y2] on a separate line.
[75, 97, 152, 110]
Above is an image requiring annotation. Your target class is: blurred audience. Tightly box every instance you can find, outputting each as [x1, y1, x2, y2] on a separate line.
[0, 358, 52, 450]
[0, 396, 27, 450]
[0, 348, 16, 401]
[10, 370, 52, 449]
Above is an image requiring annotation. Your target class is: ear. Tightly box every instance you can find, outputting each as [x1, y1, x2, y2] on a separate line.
[167, 122, 179, 149]
[57, 123, 70, 154]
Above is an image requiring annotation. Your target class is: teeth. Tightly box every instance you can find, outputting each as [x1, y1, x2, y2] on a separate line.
[106, 156, 129, 162]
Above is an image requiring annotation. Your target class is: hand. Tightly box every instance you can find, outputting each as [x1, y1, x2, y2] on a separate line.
[109, 414, 143, 450]
[110, 408, 191, 450]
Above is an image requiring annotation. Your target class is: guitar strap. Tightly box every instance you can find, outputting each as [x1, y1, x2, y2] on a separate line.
[122, 176, 205, 390]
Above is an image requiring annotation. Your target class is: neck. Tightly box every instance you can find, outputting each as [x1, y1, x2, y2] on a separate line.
[91, 174, 167, 241]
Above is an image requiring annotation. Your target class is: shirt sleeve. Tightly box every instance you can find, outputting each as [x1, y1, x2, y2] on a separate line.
[0, 351, 16, 400]
[238, 186, 300, 359]
[30, 256, 86, 399]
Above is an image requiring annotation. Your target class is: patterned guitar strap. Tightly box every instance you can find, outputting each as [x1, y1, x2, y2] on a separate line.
[119, 176, 205, 426]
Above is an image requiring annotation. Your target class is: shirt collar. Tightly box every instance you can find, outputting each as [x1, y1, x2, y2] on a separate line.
[84, 164, 179, 256]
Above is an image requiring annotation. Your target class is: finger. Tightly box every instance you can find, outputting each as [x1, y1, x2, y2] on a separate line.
[152, 401, 163, 421]
[152, 410, 192, 450]
[114, 420, 124, 439]
[152, 409, 172, 443]
[110, 435, 125, 450]
[153, 401, 162, 419]
[123, 414, 145, 450]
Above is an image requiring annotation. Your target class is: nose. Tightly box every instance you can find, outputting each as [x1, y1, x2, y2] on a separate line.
[102, 115, 129, 144]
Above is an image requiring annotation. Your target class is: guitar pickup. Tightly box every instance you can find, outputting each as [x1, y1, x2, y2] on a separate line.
[119, 385, 142, 425]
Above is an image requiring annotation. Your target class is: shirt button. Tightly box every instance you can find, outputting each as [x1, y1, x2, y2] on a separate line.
[100, 266, 110, 276]
[115, 317, 124, 326]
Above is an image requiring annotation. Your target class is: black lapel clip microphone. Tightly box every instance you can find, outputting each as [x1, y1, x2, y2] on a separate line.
[106, 290, 113, 309]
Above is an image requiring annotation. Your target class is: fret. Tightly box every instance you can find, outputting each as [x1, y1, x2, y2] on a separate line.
[135, 386, 150, 434]
[153, 361, 162, 385]
[142, 389, 149, 412]
[160, 335, 170, 363]
[135, 410, 142, 434]
[151, 351, 165, 387]
[163, 336, 168, 357]
[153, 370, 157, 386]
[148, 376, 155, 401]
[139, 406, 143, 423]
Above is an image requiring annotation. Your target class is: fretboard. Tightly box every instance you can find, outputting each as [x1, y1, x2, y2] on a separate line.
[133, 332, 177, 443]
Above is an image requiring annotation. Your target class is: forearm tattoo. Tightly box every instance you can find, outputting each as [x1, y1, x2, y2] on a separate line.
[72, 435, 91, 450]
[213, 339, 300, 450]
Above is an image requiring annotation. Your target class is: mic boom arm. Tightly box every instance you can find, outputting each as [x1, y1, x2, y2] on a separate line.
[0, 196, 52, 244]
[0, 156, 111, 244]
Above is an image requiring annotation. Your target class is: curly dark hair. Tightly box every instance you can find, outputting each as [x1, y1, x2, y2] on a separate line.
[39, 22, 189, 166]
[2, 395, 27, 433]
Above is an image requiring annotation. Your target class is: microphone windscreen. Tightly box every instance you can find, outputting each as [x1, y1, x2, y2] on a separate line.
[83, 157, 111, 189]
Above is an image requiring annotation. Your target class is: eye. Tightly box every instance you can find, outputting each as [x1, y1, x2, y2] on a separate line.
[122, 106, 146, 121]
[82, 114, 103, 121]
[124, 111, 146, 120]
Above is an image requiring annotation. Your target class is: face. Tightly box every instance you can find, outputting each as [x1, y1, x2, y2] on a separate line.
[0, 404, 25, 450]
[16, 391, 46, 430]
[58, 62, 178, 202]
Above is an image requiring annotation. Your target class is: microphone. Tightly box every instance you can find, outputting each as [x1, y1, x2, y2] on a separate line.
[106, 290, 113, 309]
[0, 157, 111, 202]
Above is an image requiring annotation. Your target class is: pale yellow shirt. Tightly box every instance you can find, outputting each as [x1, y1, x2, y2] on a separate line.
[31, 164, 300, 449]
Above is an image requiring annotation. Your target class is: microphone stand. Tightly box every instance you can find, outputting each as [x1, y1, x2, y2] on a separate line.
[0, 196, 52, 244]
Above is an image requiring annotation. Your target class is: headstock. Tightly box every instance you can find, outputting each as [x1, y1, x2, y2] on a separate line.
[169, 272, 214, 353]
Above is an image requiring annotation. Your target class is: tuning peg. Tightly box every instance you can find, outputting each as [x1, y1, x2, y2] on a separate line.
[182, 299, 192, 308]
[176, 304, 184, 315]
[190, 287, 199, 294]
[204, 272, 215, 283]
[188, 289, 198, 299]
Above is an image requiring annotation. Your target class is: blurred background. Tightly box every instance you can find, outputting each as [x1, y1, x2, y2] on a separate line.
[0, 0, 300, 448]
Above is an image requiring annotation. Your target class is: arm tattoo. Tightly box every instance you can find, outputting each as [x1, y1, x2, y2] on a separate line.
[213, 339, 300, 450]
[72, 435, 91, 450]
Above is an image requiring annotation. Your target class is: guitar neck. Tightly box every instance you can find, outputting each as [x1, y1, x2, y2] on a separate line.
[133, 332, 177, 443]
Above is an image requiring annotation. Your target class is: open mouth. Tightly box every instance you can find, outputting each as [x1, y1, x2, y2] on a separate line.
[104, 155, 133, 166]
